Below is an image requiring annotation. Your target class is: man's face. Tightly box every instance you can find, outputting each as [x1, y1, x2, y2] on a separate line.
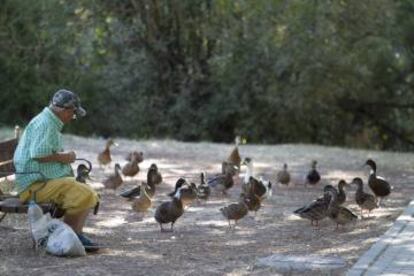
[62, 107, 77, 123]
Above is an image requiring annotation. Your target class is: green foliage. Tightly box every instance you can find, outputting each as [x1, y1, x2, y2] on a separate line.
[1, 0, 414, 150]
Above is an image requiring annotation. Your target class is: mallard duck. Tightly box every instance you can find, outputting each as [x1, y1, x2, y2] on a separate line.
[154, 187, 184, 232]
[168, 178, 187, 197]
[277, 163, 291, 186]
[122, 151, 143, 178]
[325, 185, 357, 229]
[132, 182, 152, 213]
[306, 160, 321, 186]
[147, 163, 163, 186]
[220, 196, 249, 229]
[336, 179, 348, 205]
[351, 177, 378, 217]
[207, 171, 234, 195]
[76, 159, 92, 183]
[365, 159, 391, 206]
[293, 187, 331, 226]
[97, 138, 118, 168]
[197, 172, 211, 200]
[103, 163, 123, 190]
[226, 136, 242, 172]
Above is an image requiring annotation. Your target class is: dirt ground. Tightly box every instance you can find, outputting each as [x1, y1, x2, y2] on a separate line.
[1, 134, 414, 275]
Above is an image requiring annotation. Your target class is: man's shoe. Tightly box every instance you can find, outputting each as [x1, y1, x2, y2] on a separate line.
[77, 233, 100, 253]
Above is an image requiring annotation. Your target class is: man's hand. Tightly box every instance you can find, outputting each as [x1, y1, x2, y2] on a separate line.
[61, 151, 76, 163]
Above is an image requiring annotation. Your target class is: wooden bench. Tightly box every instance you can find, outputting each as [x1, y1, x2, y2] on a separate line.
[0, 126, 61, 223]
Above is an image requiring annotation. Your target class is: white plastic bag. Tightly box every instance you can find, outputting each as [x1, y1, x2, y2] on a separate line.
[28, 201, 86, 256]
[46, 219, 86, 257]
[28, 201, 51, 247]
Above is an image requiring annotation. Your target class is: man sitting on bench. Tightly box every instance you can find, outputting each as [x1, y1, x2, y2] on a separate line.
[13, 89, 100, 253]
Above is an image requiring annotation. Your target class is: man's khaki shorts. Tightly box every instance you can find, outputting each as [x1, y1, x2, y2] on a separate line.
[20, 177, 99, 215]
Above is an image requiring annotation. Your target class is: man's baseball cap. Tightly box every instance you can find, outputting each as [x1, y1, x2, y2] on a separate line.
[51, 89, 86, 117]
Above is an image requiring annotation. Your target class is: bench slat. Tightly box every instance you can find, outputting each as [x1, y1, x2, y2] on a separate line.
[0, 138, 18, 161]
[0, 201, 54, 214]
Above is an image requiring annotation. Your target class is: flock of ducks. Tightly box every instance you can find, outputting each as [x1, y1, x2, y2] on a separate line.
[293, 160, 392, 229]
[80, 137, 393, 232]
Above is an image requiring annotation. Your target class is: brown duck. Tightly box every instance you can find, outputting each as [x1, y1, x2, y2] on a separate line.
[180, 183, 198, 207]
[125, 151, 144, 162]
[293, 186, 332, 226]
[132, 182, 152, 213]
[147, 163, 163, 186]
[306, 160, 321, 186]
[325, 185, 357, 229]
[121, 165, 160, 199]
[351, 177, 378, 217]
[154, 187, 185, 232]
[336, 179, 348, 205]
[221, 161, 238, 176]
[277, 163, 291, 186]
[365, 159, 391, 205]
[197, 172, 211, 200]
[103, 163, 123, 190]
[207, 171, 234, 195]
[97, 138, 118, 168]
[226, 136, 242, 172]
[241, 191, 261, 215]
[220, 196, 249, 229]
[122, 151, 143, 177]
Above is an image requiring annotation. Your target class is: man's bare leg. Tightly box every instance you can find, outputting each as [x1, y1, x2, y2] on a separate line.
[64, 209, 90, 234]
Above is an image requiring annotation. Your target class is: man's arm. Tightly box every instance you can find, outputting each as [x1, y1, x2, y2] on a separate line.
[34, 151, 76, 164]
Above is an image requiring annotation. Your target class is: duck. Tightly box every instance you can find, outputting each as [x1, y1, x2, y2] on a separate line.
[336, 179, 348, 205]
[351, 177, 378, 217]
[248, 176, 272, 201]
[325, 185, 358, 229]
[132, 182, 152, 213]
[276, 163, 291, 186]
[168, 179, 197, 207]
[365, 159, 392, 206]
[221, 161, 238, 177]
[240, 191, 261, 215]
[220, 196, 249, 229]
[103, 163, 123, 191]
[125, 151, 144, 162]
[119, 181, 153, 200]
[97, 138, 118, 168]
[241, 157, 255, 193]
[76, 159, 92, 184]
[154, 187, 184, 232]
[121, 165, 158, 199]
[306, 160, 321, 186]
[293, 186, 332, 226]
[147, 163, 163, 186]
[226, 136, 242, 172]
[180, 183, 198, 207]
[122, 151, 144, 178]
[207, 171, 234, 195]
[197, 172, 210, 200]
[168, 178, 188, 197]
